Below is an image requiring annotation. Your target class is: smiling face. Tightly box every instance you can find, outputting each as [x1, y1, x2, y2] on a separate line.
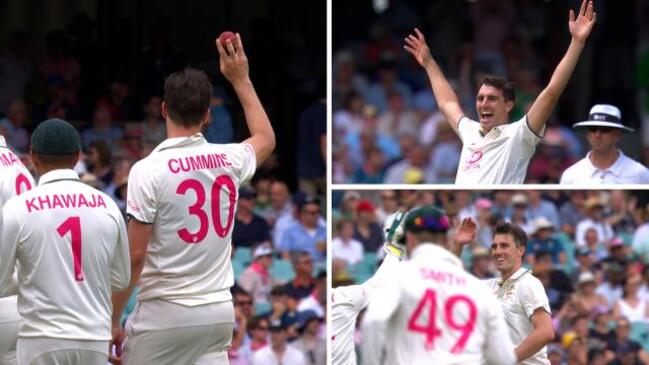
[491, 233, 524, 278]
[476, 84, 513, 132]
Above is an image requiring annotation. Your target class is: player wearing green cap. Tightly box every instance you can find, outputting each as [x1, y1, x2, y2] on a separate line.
[361, 205, 518, 365]
[0, 119, 130, 365]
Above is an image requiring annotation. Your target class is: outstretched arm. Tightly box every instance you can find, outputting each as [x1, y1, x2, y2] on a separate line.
[216, 34, 276, 166]
[527, 0, 596, 134]
[404, 28, 464, 134]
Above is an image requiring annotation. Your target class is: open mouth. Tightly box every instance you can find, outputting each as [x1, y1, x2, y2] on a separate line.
[495, 257, 506, 265]
[480, 112, 494, 121]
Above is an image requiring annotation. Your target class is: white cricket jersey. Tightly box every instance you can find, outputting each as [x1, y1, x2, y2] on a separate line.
[332, 254, 400, 365]
[126, 134, 256, 306]
[0, 169, 130, 340]
[455, 115, 544, 185]
[0, 136, 35, 331]
[559, 150, 649, 184]
[485, 268, 551, 365]
[362, 245, 516, 365]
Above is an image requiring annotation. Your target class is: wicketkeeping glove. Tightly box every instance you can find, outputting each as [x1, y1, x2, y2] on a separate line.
[383, 210, 407, 259]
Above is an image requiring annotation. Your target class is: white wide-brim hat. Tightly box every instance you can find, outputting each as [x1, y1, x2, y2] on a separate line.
[572, 104, 634, 132]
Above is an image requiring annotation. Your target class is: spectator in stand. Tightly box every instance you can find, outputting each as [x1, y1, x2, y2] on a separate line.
[566, 271, 609, 319]
[296, 89, 326, 197]
[375, 190, 399, 223]
[252, 323, 306, 365]
[96, 79, 140, 121]
[507, 192, 534, 234]
[589, 310, 612, 346]
[81, 105, 124, 150]
[293, 311, 325, 365]
[274, 193, 326, 252]
[364, 57, 412, 113]
[140, 95, 166, 146]
[576, 197, 614, 247]
[262, 286, 290, 328]
[526, 191, 560, 228]
[526, 217, 567, 267]
[239, 243, 282, 309]
[612, 274, 649, 323]
[376, 91, 418, 138]
[0, 30, 31, 115]
[284, 251, 315, 300]
[606, 191, 637, 235]
[296, 271, 325, 318]
[233, 186, 271, 249]
[40, 29, 80, 108]
[428, 122, 461, 183]
[604, 317, 647, 364]
[596, 264, 625, 308]
[261, 181, 292, 231]
[352, 199, 383, 253]
[332, 219, 364, 266]
[238, 316, 270, 364]
[384, 143, 432, 184]
[632, 205, 649, 262]
[571, 247, 596, 282]
[204, 86, 234, 144]
[559, 191, 587, 238]
[278, 196, 326, 263]
[85, 140, 113, 188]
[0, 99, 29, 153]
[233, 286, 256, 322]
[470, 246, 495, 279]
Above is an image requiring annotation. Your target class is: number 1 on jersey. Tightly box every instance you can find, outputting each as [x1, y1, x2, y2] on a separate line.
[57, 216, 84, 281]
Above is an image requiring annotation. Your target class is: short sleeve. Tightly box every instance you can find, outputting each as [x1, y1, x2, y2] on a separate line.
[229, 143, 257, 184]
[0, 201, 19, 297]
[639, 166, 649, 183]
[126, 160, 158, 223]
[514, 115, 545, 148]
[519, 276, 551, 318]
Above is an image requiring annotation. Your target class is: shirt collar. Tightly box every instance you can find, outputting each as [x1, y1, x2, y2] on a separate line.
[38, 169, 80, 186]
[153, 133, 206, 153]
[586, 150, 626, 177]
[496, 267, 529, 286]
[411, 243, 464, 268]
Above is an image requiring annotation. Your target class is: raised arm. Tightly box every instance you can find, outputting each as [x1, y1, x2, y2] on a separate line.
[527, 0, 596, 135]
[216, 34, 276, 166]
[450, 217, 477, 257]
[404, 28, 464, 133]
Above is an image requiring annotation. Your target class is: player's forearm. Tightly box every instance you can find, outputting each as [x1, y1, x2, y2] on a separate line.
[232, 78, 276, 164]
[362, 253, 399, 291]
[423, 59, 461, 116]
[514, 326, 554, 361]
[111, 258, 144, 326]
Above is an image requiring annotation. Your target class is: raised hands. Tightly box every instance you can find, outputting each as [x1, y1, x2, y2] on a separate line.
[404, 28, 433, 68]
[569, 0, 597, 43]
[454, 217, 477, 247]
[215, 33, 250, 85]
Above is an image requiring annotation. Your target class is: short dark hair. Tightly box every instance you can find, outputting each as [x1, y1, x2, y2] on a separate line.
[164, 68, 212, 127]
[35, 154, 78, 169]
[88, 141, 112, 167]
[493, 223, 528, 248]
[480, 75, 515, 102]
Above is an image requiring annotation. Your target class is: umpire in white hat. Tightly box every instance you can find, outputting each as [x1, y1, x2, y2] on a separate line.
[560, 104, 649, 184]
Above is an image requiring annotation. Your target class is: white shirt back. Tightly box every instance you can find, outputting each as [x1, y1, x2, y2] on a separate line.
[560, 151, 649, 184]
[485, 268, 551, 365]
[455, 116, 543, 184]
[0, 169, 130, 340]
[126, 134, 256, 306]
[0, 136, 35, 323]
[362, 245, 516, 365]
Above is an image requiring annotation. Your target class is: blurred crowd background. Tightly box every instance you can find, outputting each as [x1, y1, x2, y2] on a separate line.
[332, 0, 649, 184]
[332, 189, 649, 365]
[0, 1, 326, 364]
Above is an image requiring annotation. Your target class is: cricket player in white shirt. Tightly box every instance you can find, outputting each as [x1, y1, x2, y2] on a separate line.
[361, 206, 518, 365]
[0, 134, 35, 365]
[0, 119, 131, 365]
[331, 211, 408, 365]
[560, 104, 649, 184]
[404, 0, 597, 184]
[454, 222, 555, 365]
[110, 34, 275, 364]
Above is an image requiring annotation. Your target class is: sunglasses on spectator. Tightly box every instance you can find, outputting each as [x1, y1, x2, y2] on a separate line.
[587, 126, 616, 133]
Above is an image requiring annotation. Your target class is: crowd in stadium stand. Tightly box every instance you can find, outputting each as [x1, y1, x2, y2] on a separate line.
[332, 190, 649, 365]
[333, 0, 649, 184]
[0, 18, 326, 365]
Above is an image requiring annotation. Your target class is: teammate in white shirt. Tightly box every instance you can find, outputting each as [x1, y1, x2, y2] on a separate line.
[331, 211, 407, 365]
[454, 222, 555, 365]
[361, 206, 517, 365]
[110, 34, 275, 364]
[0, 134, 35, 365]
[560, 104, 649, 184]
[404, 0, 597, 184]
[0, 119, 131, 365]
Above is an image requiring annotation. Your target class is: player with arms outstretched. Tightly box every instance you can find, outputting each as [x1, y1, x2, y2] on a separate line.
[0, 119, 130, 365]
[110, 33, 275, 364]
[0, 133, 35, 365]
[361, 206, 517, 365]
[404, 1, 596, 184]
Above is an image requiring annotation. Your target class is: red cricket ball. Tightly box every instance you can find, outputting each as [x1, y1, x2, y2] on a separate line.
[218, 31, 236, 44]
